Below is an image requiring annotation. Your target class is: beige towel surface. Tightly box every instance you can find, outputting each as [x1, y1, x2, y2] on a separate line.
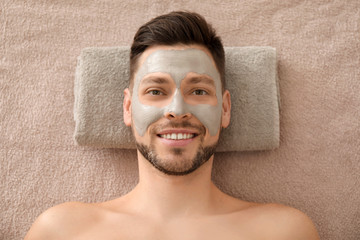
[1, 1, 359, 240]
[74, 46, 279, 152]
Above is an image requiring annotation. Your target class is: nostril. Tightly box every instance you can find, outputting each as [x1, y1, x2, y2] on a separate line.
[181, 113, 190, 119]
[165, 112, 176, 118]
[165, 112, 191, 119]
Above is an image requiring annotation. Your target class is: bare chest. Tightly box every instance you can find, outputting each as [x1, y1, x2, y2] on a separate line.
[75, 217, 251, 240]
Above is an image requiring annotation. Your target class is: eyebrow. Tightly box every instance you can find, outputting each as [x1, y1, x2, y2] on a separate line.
[187, 76, 215, 86]
[141, 76, 170, 85]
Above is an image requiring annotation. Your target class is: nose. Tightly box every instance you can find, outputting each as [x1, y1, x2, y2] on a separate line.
[164, 89, 191, 120]
[164, 111, 192, 120]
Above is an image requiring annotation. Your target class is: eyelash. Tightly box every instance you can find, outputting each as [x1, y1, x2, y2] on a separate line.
[145, 88, 210, 96]
[191, 89, 209, 95]
[146, 89, 165, 96]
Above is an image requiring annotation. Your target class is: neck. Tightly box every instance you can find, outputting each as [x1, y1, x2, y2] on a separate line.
[126, 151, 220, 220]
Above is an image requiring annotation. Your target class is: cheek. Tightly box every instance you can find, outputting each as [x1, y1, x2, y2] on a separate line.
[132, 100, 163, 137]
[188, 104, 222, 136]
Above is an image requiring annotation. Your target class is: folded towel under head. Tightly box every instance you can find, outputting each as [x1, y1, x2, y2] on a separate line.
[74, 46, 279, 152]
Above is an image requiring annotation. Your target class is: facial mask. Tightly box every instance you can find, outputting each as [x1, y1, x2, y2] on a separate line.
[131, 48, 223, 136]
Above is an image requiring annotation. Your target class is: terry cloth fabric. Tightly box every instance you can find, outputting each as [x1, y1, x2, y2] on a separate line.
[74, 46, 279, 152]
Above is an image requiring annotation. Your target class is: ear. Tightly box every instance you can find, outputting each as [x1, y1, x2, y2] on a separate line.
[221, 90, 231, 128]
[123, 88, 132, 126]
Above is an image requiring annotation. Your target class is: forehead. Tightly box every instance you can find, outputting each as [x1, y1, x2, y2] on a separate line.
[135, 47, 220, 85]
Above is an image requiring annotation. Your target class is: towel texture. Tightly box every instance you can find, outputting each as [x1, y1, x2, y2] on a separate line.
[2, 1, 359, 240]
[74, 47, 279, 152]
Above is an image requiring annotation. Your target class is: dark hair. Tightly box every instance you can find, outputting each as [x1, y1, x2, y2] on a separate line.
[129, 11, 225, 92]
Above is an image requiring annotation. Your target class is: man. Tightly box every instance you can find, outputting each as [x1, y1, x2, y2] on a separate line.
[25, 11, 320, 239]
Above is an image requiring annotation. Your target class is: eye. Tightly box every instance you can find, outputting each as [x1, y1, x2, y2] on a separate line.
[192, 89, 208, 96]
[147, 89, 165, 96]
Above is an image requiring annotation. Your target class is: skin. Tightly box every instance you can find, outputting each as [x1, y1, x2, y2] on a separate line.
[131, 48, 223, 136]
[24, 44, 320, 240]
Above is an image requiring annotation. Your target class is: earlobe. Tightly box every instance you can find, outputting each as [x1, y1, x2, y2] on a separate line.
[123, 88, 132, 126]
[221, 90, 231, 128]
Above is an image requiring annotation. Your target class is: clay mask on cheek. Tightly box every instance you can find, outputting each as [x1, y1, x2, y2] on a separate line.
[131, 48, 223, 136]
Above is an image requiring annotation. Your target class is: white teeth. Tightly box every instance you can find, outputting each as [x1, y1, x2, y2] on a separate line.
[160, 133, 194, 140]
[178, 133, 183, 140]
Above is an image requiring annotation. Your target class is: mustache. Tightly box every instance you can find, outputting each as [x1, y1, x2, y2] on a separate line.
[150, 121, 206, 135]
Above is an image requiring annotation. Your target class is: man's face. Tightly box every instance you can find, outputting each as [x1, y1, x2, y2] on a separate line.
[124, 44, 230, 176]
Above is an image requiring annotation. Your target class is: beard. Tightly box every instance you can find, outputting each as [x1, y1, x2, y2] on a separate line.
[135, 121, 218, 176]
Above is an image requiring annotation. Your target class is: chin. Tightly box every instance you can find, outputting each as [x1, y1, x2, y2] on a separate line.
[136, 139, 217, 176]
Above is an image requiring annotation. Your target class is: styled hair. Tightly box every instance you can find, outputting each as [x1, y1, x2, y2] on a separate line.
[129, 11, 225, 92]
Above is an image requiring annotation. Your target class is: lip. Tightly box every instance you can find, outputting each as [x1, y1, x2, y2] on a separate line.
[158, 136, 196, 147]
[157, 128, 198, 135]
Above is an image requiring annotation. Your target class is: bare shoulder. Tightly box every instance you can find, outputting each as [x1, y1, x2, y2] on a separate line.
[24, 201, 102, 240]
[238, 202, 320, 240]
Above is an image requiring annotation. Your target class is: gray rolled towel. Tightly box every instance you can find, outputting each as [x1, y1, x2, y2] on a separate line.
[74, 46, 279, 152]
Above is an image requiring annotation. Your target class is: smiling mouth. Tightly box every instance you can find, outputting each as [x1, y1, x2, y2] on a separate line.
[157, 133, 197, 140]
